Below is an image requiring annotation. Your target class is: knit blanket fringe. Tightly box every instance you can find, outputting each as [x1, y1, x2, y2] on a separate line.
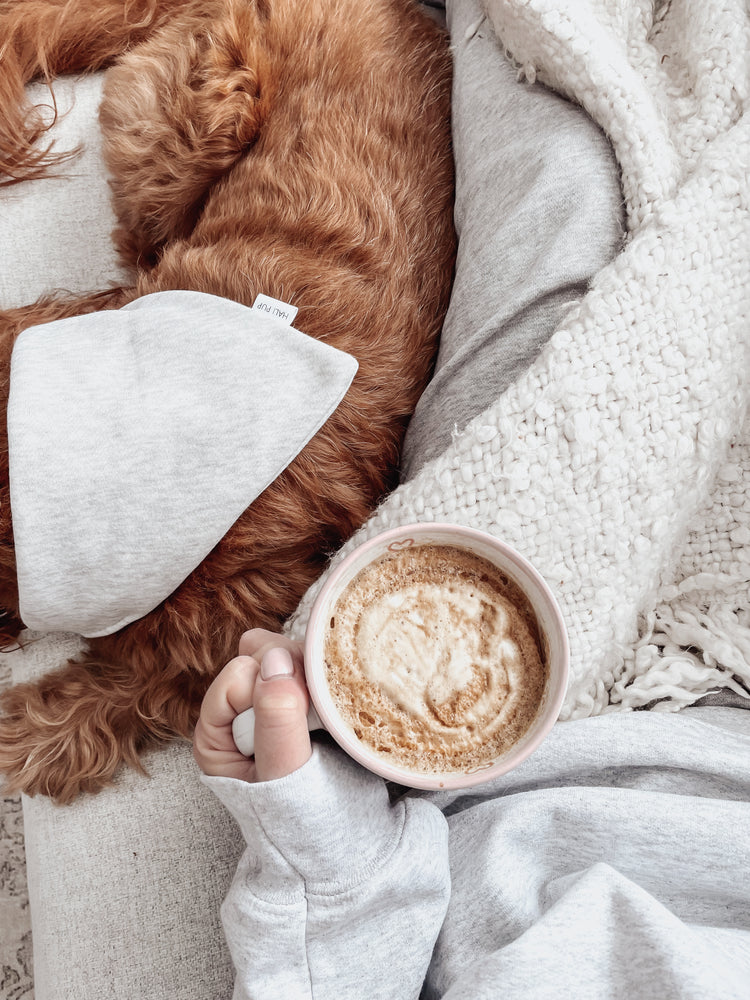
[289, 0, 750, 719]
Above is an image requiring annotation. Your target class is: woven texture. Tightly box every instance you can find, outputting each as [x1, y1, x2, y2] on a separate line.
[289, 0, 750, 718]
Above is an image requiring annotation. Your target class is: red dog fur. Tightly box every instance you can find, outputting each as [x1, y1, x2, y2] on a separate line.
[0, 0, 455, 802]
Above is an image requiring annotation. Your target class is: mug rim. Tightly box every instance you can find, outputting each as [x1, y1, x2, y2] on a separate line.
[304, 522, 569, 789]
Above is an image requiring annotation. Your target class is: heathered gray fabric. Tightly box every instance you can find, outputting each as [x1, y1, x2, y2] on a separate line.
[204, 707, 750, 999]
[7, 290, 357, 636]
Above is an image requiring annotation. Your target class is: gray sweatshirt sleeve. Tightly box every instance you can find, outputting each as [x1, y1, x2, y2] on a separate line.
[201, 743, 450, 999]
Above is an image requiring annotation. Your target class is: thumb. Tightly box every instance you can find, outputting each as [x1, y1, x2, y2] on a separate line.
[252, 647, 312, 781]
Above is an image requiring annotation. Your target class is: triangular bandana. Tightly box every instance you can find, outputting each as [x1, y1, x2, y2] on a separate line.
[8, 290, 358, 637]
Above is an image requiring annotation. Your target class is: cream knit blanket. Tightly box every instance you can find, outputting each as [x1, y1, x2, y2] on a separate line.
[290, 0, 750, 718]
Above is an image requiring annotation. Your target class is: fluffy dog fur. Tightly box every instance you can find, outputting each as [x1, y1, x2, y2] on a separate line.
[0, 0, 455, 802]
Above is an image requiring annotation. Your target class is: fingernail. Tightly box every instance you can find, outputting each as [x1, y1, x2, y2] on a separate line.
[260, 647, 295, 680]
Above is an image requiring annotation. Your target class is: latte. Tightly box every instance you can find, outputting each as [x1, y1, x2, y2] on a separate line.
[323, 542, 548, 773]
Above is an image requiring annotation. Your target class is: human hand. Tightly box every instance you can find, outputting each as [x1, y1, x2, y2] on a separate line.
[193, 628, 312, 782]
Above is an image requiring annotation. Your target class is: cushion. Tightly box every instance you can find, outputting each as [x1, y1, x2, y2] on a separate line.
[0, 75, 130, 309]
[17, 634, 241, 1000]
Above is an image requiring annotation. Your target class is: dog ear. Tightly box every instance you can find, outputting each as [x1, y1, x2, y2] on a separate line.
[100, 14, 273, 266]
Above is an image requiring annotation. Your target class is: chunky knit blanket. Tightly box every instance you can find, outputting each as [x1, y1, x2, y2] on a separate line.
[290, 0, 750, 718]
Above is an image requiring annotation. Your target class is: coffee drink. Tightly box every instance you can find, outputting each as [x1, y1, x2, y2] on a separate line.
[322, 541, 548, 774]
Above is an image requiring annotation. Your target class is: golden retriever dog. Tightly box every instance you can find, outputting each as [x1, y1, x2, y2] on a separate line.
[0, 0, 455, 802]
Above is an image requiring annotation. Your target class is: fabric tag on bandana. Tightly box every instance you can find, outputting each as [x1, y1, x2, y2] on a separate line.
[252, 293, 298, 326]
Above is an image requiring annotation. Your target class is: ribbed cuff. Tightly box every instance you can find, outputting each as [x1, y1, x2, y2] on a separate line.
[202, 743, 404, 895]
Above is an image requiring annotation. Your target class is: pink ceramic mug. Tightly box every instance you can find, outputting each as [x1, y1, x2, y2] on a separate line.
[233, 522, 569, 789]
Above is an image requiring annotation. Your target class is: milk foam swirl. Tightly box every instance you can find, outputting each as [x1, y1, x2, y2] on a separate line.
[356, 584, 517, 734]
[323, 544, 547, 773]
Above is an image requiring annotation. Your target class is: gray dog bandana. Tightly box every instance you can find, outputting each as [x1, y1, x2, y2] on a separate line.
[8, 290, 358, 637]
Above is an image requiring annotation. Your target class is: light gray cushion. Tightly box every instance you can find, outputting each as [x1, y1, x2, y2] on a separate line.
[16, 636, 241, 1000]
[0, 75, 130, 309]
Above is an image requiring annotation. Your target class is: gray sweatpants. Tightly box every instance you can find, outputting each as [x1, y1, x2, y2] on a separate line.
[402, 0, 624, 478]
[205, 706, 750, 999]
